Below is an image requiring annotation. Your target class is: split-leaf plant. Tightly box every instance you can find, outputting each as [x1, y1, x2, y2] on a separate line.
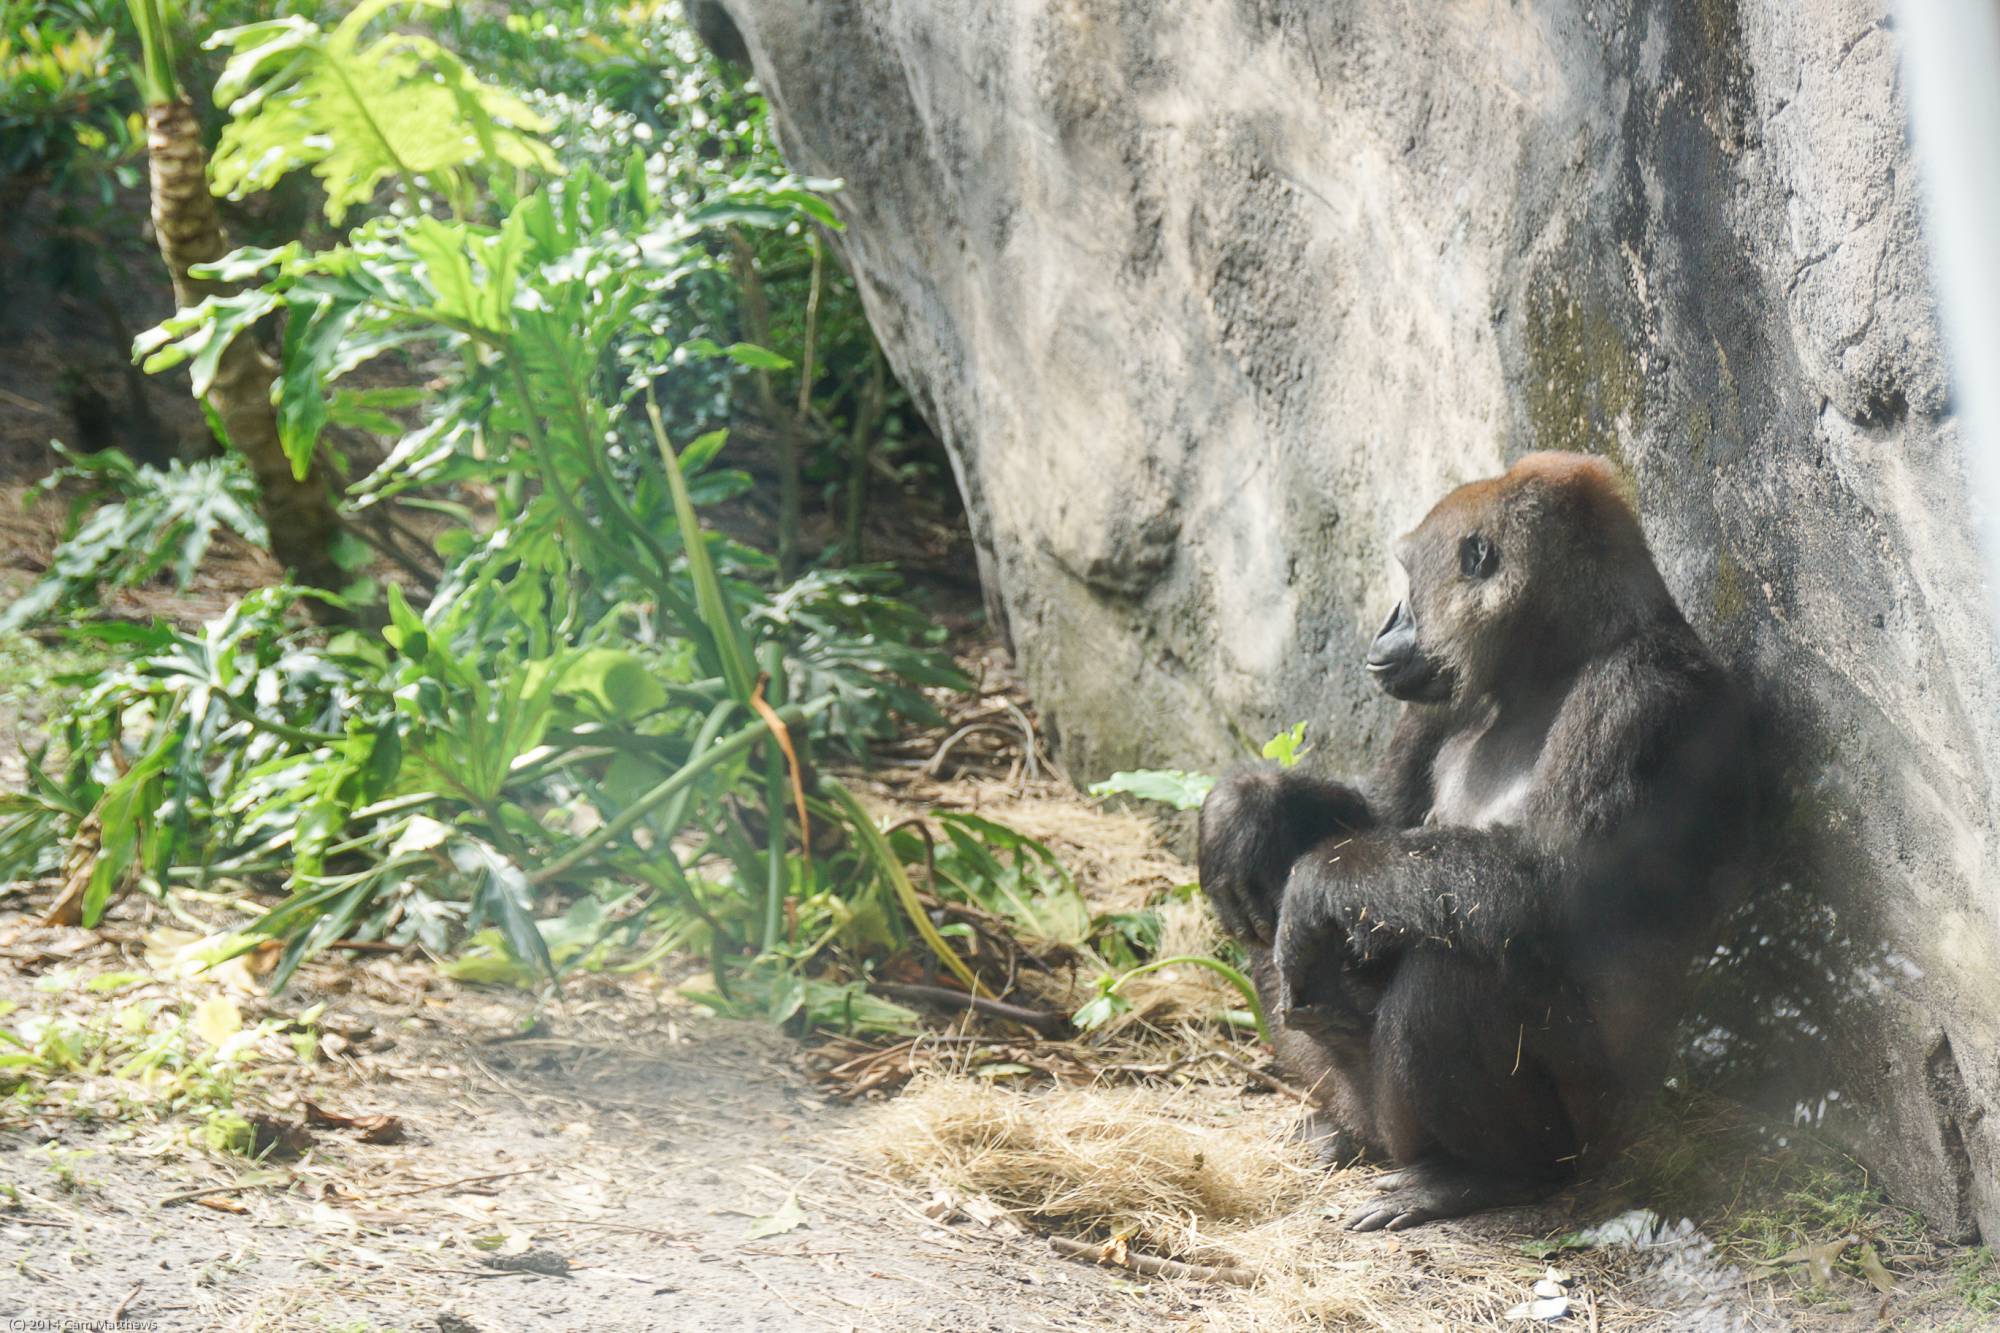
[2, 0, 973, 1031]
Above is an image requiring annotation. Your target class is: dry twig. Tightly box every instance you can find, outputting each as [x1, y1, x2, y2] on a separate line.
[1048, 1234, 1256, 1286]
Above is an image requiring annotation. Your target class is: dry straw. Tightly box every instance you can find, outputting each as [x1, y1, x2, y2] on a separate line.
[858, 1074, 1559, 1329]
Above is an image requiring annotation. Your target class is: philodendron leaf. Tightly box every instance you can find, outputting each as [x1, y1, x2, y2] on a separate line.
[723, 341, 792, 370]
[1087, 769, 1216, 811]
[1261, 722, 1310, 767]
[556, 648, 667, 719]
[454, 840, 557, 984]
[746, 1191, 808, 1240]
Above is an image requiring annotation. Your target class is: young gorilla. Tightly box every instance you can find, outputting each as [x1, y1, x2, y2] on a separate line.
[1200, 452, 1751, 1231]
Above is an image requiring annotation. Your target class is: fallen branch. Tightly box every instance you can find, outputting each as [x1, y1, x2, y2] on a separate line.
[1099, 1049, 1318, 1104]
[364, 1167, 544, 1200]
[1048, 1235, 1256, 1287]
[157, 1181, 279, 1208]
[870, 982, 1070, 1038]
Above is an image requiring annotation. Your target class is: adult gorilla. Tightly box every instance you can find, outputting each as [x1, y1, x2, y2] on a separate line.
[1200, 452, 1753, 1231]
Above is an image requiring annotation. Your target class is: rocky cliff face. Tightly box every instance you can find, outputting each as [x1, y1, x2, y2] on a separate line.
[717, 0, 1999, 1240]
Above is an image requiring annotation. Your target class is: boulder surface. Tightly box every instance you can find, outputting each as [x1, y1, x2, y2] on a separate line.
[718, 0, 1998, 1240]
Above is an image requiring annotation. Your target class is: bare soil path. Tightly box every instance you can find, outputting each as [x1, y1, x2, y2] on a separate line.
[0, 929, 1176, 1333]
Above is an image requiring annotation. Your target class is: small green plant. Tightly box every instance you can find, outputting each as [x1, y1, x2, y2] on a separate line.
[1087, 768, 1215, 811]
[36, 1143, 97, 1193]
[1954, 1247, 1999, 1312]
[2, 443, 267, 630]
[1, 979, 301, 1125]
[1088, 722, 1312, 812]
[895, 812, 1092, 947]
[1717, 1163, 1910, 1264]
[1260, 721, 1310, 767]
[1071, 953, 1270, 1045]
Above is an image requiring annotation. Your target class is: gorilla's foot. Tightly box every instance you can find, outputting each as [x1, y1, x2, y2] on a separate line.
[1342, 1159, 1557, 1232]
[1293, 1109, 1386, 1170]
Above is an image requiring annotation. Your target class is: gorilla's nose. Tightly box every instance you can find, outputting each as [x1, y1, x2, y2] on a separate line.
[1366, 601, 1416, 675]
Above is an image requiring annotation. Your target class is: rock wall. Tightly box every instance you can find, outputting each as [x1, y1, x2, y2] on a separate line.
[718, 0, 1999, 1240]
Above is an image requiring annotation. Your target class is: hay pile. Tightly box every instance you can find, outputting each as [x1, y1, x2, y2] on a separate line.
[847, 765, 1625, 1327]
[859, 1075, 1542, 1329]
[865, 1075, 1318, 1243]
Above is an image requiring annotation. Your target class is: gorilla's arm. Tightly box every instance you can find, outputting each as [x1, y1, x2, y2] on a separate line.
[1198, 706, 1453, 948]
[1275, 824, 1563, 982]
[1199, 770, 1377, 946]
[1275, 636, 1724, 994]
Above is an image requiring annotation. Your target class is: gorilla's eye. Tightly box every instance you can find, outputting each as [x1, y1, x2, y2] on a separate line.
[1459, 534, 1499, 579]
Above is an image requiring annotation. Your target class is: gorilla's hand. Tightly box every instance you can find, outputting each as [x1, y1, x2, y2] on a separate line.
[1274, 891, 1385, 1037]
[1198, 770, 1374, 947]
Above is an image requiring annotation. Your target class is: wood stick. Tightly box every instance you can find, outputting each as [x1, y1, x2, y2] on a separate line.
[869, 982, 1070, 1037]
[1100, 1048, 1318, 1104]
[364, 1167, 544, 1200]
[1048, 1235, 1256, 1287]
[157, 1182, 274, 1208]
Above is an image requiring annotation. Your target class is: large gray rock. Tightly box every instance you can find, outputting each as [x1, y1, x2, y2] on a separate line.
[721, 0, 1999, 1240]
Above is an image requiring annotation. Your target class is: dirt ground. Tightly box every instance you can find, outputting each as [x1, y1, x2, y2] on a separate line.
[0, 203, 1992, 1333]
[0, 808, 1989, 1333]
[0, 925, 1178, 1333]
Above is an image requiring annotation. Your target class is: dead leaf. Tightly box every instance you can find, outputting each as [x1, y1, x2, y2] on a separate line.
[194, 1195, 247, 1214]
[1856, 1244, 1895, 1294]
[960, 1194, 1021, 1232]
[193, 994, 242, 1048]
[304, 1099, 405, 1144]
[307, 1202, 359, 1234]
[246, 1111, 312, 1158]
[1775, 1234, 1855, 1287]
[746, 1191, 809, 1240]
[240, 940, 284, 978]
[43, 813, 101, 926]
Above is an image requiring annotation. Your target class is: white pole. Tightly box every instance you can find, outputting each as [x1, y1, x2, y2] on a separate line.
[1899, 0, 2000, 625]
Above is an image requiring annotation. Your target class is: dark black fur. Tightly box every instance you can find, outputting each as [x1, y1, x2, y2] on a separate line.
[1199, 455, 1752, 1230]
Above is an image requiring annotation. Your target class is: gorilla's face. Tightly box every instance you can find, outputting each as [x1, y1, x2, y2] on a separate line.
[1367, 475, 1526, 704]
[1365, 597, 1454, 702]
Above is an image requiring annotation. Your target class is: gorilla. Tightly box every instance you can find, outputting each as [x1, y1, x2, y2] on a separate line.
[1199, 452, 1752, 1231]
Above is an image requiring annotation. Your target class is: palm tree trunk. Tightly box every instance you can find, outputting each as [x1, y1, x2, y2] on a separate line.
[145, 96, 348, 600]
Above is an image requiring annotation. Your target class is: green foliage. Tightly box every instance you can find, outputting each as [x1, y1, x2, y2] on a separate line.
[1, 6, 133, 182]
[205, 0, 559, 223]
[1070, 953, 1270, 1045]
[1, 443, 266, 631]
[756, 567, 968, 754]
[1087, 768, 1216, 811]
[0, 976, 304, 1122]
[1261, 721, 1310, 767]
[684, 967, 920, 1034]
[1089, 722, 1314, 811]
[1956, 1248, 1999, 1313]
[5, 0, 982, 1036]
[897, 812, 1091, 947]
[0, 1, 148, 290]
